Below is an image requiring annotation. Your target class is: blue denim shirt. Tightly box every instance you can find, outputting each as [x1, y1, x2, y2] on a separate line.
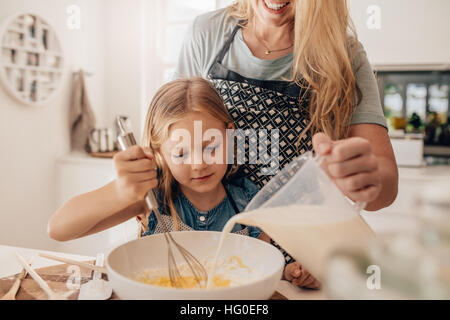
[143, 177, 262, 238]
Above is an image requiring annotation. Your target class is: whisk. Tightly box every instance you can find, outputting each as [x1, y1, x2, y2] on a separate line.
[116, 116, 208, 288]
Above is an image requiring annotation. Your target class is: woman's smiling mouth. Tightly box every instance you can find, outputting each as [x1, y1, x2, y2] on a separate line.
[263, 0, 290, 14]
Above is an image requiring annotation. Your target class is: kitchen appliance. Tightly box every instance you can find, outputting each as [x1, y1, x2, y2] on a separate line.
[390, 133, 425, 167]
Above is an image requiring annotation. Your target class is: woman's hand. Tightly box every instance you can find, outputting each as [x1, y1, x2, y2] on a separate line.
[312, 132, 382, 205]
[284, 262, 321, 289]
[113, 145, 158, 206]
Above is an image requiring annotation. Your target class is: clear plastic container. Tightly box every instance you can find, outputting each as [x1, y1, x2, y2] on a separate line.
[246, 152, 367, 212]
[238, 152, 374, 280]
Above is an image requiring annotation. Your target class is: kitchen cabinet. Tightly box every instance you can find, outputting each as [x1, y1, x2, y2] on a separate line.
[55, 153, 139, 256]
[390, 137, 425, 167]
[349, 0, 450, 66]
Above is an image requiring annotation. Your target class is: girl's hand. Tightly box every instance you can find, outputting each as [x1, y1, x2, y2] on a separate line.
[312, 132, 382, 204]
[113, 145, 158, 206]
[284, 262, 321, 289]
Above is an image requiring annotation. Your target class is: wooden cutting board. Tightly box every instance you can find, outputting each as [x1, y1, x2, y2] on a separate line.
[0, 262, 286, 300]
[0, 261, 118, 300]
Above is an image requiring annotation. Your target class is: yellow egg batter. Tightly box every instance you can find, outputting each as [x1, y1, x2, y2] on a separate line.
[137, 275, 230, 289]
[135, 256, 251, 289]
[228, 256, 251, 272]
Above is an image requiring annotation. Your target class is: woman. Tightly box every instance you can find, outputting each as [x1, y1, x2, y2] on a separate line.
[173, 0, 398, 288]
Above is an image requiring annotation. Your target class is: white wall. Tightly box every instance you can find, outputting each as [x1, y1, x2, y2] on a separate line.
[0, 0, 106, 250]
[104, 0, 146, 140]
[349, 0, 450, 65]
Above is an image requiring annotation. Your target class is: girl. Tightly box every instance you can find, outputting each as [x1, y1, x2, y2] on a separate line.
[47, 77, 320, 289]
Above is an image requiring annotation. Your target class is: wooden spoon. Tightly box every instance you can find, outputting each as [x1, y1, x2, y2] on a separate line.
[14, 252, 68, 300]
[0, 257, 33, 300]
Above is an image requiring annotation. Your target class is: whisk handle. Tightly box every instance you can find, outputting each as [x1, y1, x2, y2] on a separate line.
[144, 191, 160, 216]
[115, 116, 165, 226]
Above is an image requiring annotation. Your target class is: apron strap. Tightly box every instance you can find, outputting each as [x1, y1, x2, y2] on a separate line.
[215, 24, 242, 64]
[207, 23, 302, 98]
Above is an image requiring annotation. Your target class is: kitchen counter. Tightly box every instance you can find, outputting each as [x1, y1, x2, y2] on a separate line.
[367, 164, 450, 218]
[397, 165, 450, 181]
[0, 245, 326, 300]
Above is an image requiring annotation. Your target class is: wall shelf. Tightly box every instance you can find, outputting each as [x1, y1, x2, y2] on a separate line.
[2, 44, 62, 56]
[0, 13, 64, 106]
[3, 63, 62, 74]
[7, 27, 25, 34]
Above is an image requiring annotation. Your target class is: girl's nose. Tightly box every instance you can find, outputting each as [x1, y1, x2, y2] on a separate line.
[191, 150, 209, 170]
[191, 158, 209, 171]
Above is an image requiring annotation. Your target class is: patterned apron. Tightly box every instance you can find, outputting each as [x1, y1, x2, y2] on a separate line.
[208, 25, 313, 264]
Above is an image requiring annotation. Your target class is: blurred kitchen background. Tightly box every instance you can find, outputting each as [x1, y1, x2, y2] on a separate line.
[0, 0, 449, 257]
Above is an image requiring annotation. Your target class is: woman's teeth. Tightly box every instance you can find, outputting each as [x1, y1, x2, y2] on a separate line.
[264, 0, 289, 11]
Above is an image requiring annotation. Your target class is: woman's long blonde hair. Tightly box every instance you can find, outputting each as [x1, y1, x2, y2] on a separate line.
[228, 0, 361, 146]
[142, 77, 234, 230]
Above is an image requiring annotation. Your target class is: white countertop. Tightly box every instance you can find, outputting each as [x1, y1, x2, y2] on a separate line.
[398, 165, 450, 181]
[0, 245, 326, 300]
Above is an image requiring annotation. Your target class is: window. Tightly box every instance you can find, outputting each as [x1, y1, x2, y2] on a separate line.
[406, 83, 427, 121]
[429, 83, 449, 124]
[160, 0, 234, 82]
[377, 70, 450, 152]
[141, 0, 235, 127]
[383, 84, 403, 119]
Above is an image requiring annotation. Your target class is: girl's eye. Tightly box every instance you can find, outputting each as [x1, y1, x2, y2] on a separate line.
[173, 152, 187, 159]
[172, 149, 188, 159]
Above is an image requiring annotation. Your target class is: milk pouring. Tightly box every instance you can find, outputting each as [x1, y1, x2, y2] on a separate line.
[207, 152, 374, 288]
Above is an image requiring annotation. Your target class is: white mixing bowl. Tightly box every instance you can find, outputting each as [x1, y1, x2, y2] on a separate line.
[106, 231, 284, 300]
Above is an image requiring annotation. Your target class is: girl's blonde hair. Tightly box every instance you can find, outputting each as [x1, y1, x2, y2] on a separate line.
[228, 0, 361, 147]
[142, 77, 234, 230]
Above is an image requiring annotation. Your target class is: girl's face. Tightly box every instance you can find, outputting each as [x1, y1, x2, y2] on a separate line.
[160, 111, 231, 196]
[251, 0, 295, 27]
